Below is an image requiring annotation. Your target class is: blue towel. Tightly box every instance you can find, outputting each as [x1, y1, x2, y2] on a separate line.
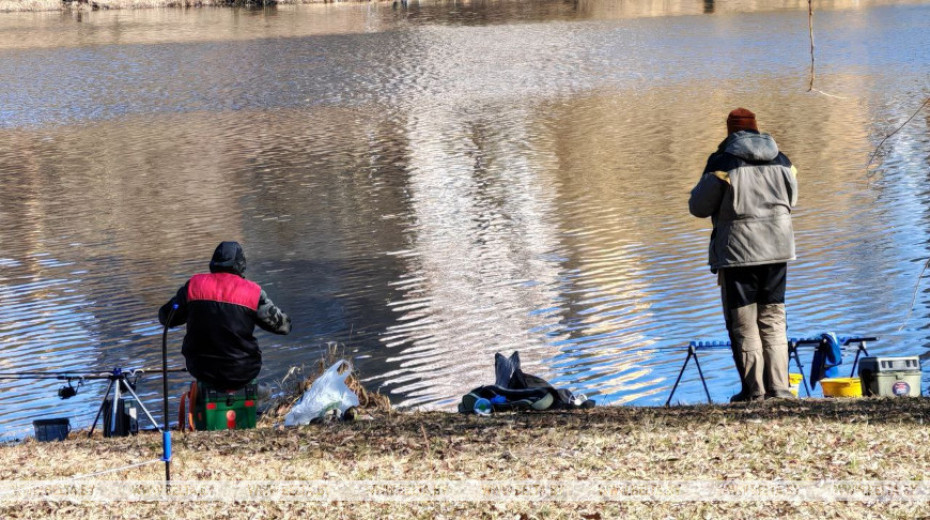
[810, 332, 842, 388]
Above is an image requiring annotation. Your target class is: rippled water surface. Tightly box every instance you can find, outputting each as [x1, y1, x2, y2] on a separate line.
[1, 0, 930, 438]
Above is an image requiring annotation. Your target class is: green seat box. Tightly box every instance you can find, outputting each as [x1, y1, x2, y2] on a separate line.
[858, 356, 922, 397]
[194, 381, 258, 431]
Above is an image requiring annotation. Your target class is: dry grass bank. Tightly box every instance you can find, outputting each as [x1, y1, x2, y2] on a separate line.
[0, 0, 60, 11]
[2, 399, 930, 518]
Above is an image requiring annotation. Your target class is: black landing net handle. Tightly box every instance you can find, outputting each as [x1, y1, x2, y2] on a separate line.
[161, 304, 179, 487]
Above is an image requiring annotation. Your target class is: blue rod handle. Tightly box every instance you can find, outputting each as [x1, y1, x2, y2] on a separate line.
[162, 431, 172, 462]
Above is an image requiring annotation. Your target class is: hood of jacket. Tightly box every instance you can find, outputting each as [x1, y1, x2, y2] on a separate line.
[723, 130, 779, 163]
[209, 241, 247, 276]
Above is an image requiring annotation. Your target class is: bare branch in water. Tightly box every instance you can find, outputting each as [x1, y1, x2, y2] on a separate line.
[866, 97, 930, 171]
[807, 0, 815, 92]
[805, 1, 924, 178]
[899, 257, 930, 331]
[805, 2, 844, 98]
[809, 89, 846, 99]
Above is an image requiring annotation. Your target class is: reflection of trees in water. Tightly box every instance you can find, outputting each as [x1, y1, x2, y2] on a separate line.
[532, 82, 894, 403]
[0, 0, 903, 54]
[573, 0, 885, 18]
[0, 6, 388, 50]
[377, 104, 566, 407]
[533, 90, 725, 401]
[0, 133, 111, 435]
[847, 90, 930, 363]
[0, 107, 418, 430]
[211, 108, 415, 381]
[371, 74, 913, 406]
[0, 134, 103, 370]
[911, 98, 930, 362]
[0, 0, 926, 420]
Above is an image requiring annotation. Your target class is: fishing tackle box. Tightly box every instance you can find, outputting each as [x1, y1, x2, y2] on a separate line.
[101, 395, 139, 437]
[858, 356, 922, 397]
[193, 381, 258, 431]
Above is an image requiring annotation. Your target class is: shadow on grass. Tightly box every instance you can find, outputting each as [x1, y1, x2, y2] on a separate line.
[469, 398, 930, 428]
[198, 397, 930, 452]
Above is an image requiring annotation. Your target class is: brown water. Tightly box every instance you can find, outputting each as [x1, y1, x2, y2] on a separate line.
[1, 0, 929, 438]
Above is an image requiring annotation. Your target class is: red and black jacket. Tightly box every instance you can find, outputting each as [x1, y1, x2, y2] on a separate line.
[160, 272, 291, 390]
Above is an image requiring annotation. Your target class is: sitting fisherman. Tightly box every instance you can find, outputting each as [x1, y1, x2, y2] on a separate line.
[159, 241, 291, 390]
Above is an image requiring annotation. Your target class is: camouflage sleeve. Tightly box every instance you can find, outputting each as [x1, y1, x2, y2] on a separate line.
[255, 289, 292, 335]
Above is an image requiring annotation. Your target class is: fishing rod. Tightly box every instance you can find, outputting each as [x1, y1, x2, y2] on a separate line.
[650, 335, 879, 350]
[0, 307, 182, 490]
[0, 368, 187, 379]
[0, 367, 187, 403]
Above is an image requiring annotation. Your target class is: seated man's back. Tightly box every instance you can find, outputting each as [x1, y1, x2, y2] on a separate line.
[159, 241, 291, 390]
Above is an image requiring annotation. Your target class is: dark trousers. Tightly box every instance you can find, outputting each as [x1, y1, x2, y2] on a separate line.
[719, 263, 789, 397]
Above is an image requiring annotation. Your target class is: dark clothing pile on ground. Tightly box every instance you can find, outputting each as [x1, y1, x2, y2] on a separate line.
[459, 351, 595, 414]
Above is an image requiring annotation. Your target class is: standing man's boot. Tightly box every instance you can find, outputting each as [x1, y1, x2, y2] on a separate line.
[729, 304, 764, 402]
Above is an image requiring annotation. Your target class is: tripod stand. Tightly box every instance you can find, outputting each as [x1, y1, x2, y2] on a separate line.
[87, 368, 162, 437]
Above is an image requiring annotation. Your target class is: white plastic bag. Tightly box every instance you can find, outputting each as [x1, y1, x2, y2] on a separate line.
[284, 360, 360, 426]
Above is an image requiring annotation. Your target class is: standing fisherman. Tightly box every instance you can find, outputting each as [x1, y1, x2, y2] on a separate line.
[159, 241, 291, 390]
[689, 108, 799, 402]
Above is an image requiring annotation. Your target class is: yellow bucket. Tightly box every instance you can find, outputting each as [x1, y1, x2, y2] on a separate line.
[820, 377, 863, 398]
[788, 373, 803, 397]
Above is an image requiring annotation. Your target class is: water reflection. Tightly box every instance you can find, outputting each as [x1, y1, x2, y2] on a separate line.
[2, 0, 927, 51]
[537, 84, 892, 403]
[378, 105, 566, 405]
[0, 0, 930, 438]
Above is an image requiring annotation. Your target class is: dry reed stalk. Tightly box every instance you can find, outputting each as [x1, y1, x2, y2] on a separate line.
[257, 343, 391, 427]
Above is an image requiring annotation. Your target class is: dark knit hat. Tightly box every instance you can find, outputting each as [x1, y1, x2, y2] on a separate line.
[209, 241, 247, 276]
[726, 108, 758, 134]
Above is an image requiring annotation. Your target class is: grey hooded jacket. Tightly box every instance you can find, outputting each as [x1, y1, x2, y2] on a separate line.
[689, 130, 798, 272]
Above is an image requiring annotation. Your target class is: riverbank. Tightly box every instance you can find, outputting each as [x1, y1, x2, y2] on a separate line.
[0, 0, 370, 13]
[1, 399, 929, 518]
[5, 0, 928, 14]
